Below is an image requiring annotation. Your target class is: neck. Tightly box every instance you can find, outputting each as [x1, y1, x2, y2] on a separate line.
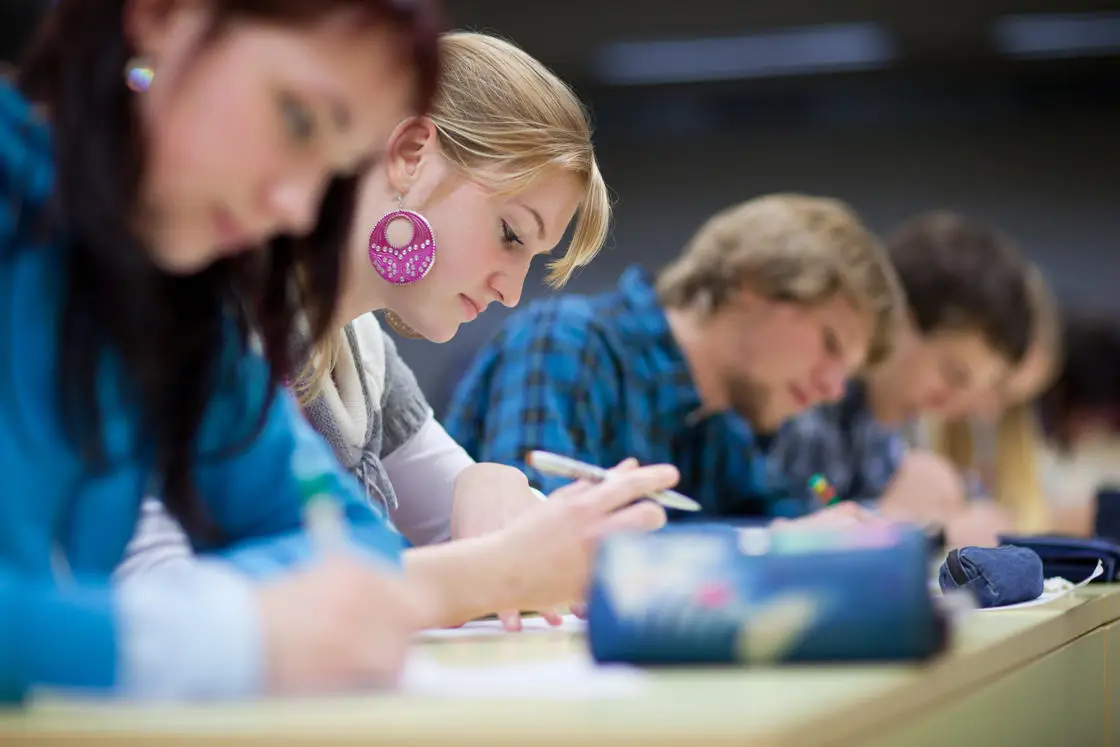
[331, 169, 399, 329]
[331, 229, 391, 330]
[664, 306, 729, 413]
[863, 363, 908, 426]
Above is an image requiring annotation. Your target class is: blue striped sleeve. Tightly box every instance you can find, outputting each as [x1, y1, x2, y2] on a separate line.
[445, 305, 623, 495]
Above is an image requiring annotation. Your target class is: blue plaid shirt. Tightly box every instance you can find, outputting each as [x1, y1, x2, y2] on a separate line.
[444, 267, 801, 519]
[767, 381, 907, 506]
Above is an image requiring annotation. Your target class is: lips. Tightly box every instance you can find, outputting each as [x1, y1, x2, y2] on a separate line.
[212, 206, 255, 250]
[459, 294, 482, 321]
[789, 384, 810, 409]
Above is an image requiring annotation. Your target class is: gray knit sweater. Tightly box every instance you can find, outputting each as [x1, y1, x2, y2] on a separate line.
[116, 313, 451, 580]
[301, 313, 431, 517]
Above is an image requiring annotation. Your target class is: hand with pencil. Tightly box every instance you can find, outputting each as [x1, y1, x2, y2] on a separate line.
[450, 462, 563, 631]
[461, 452, 679, 620]
[251, 449, 436, 695]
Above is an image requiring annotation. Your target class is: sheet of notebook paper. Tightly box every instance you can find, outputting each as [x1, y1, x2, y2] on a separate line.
[975, 560, 1104, 612]
[405, 614, 647, 698]
[415, 614, 586, 640]
[400, 651, 648, 699]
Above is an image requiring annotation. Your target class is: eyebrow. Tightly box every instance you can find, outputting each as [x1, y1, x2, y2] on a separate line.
[516, 201, 546, 240]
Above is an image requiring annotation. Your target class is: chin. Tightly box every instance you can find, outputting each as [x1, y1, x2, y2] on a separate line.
[151, 249, 220, 275]
[416, 318, 461, 344]
[148, 237, 222, 276]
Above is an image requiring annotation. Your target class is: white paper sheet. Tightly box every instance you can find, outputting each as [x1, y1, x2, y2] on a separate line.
[415, 614, 586, 640]
[975, 560, 1104, 612]
[400, 651, 648, 699]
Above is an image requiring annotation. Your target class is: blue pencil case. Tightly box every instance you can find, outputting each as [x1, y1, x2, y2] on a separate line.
[937, 546, 1044, 608]
[999, 534, 1120, 584]
[587, 524, 946, 666]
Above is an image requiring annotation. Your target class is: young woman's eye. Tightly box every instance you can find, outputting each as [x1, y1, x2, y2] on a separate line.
[279, 93, 317, 143]
[822, 326, 840, 356]
[501, 220, 523, 248]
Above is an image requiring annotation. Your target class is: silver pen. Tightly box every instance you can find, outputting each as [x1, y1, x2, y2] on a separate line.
[526, 450, 702, 512]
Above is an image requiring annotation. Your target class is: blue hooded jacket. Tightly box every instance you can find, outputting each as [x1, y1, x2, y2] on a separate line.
[0, 80, 403, 703]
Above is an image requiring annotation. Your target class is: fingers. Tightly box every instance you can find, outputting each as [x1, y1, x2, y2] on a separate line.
[543, 457, 645, 501]
[580, 464, 680, 514]
[541, 609, 565, 626]
[498, 610, 523, 632]
[596, 499, 667, 536]
[546, 478, 597, 501]
[569, 603, 588, 620]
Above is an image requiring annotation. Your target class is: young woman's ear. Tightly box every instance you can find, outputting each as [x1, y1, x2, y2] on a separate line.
[383, 116, 439, 197]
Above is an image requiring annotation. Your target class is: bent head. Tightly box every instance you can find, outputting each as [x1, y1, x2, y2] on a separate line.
[346, 32, 608, 343]
[957, 264, 1061, 422]
[16, 0, 440, 538]
[657, 194, 903, 432]
[125, 0, 440, 273]
[869, 212, 1034, 424]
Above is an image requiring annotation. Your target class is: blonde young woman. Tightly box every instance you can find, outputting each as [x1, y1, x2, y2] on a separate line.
[121, 32, 675, 632]
[924, 264, 1062, 533]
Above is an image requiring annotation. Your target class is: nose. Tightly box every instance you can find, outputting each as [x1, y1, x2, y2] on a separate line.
[814, 361, 848, 403]
[489, 262, 529, 309]
[265, 172, 327, 237]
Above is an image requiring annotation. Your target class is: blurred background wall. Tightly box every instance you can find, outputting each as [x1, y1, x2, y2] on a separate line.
[4, 0, 1118, 413]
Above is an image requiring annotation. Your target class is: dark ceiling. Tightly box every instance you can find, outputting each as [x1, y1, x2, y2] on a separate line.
[445, 0, 1120, 84]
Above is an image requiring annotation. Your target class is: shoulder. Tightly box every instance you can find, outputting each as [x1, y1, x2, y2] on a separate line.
[0, 81, 54, 252]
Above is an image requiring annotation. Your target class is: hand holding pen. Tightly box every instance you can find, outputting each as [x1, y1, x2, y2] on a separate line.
[526, 451, 702, 512]
[251, 447, 433, 695]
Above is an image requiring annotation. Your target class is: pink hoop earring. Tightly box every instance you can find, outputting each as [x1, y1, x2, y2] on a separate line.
[368, 195, 436, 285]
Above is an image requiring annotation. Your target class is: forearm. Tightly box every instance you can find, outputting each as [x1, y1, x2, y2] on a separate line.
[402, 537, 515, 628]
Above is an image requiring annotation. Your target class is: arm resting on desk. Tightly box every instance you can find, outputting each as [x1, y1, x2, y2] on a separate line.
[0, 573, 116, 704]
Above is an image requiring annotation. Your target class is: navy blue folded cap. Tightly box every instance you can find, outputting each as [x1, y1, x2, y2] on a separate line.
[938, 545, 1044, 608]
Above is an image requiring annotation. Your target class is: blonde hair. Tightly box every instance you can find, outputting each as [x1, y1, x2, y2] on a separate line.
[430, 31, 608, 285]
[294, 32, 609, 405]
[655, 193, 904, 367]
[931, 264, 1062, 531]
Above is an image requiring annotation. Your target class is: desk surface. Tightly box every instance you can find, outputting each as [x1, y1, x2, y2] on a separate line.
[5, 587, 1120, 747]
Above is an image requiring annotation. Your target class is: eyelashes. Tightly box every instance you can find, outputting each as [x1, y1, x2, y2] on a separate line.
[501, 219, 523, 248]
[279, 92, 317, 144]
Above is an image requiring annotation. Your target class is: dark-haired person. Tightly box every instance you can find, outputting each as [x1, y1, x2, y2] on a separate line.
[120, 31, 675, 636]
[0, 0, 454, 702]
[768, 212, 1037, 543]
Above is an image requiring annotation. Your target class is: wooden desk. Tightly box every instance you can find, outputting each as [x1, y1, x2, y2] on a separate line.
[4, 587, 1120, 747]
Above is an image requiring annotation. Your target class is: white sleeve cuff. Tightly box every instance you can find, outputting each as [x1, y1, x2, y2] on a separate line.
[382, 417, 475, 546]
[114, 558, 264, 701]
